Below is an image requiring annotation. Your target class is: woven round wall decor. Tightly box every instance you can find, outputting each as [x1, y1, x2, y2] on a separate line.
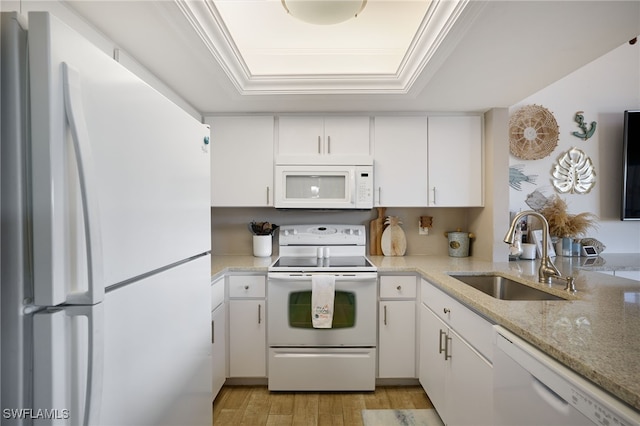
[509, 104, 559, 160]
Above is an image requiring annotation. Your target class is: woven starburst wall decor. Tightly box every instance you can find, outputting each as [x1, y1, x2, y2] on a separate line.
[509, 104, 559, 160]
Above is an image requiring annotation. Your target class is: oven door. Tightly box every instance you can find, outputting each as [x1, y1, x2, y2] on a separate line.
[267, 272, 377, 346]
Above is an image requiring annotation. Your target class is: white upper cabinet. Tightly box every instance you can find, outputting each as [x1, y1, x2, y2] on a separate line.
[207, 116, 274, 206]
[373, 116, 428, 206]
[277, 116, 371, 163]
[427, 116, 483, 207]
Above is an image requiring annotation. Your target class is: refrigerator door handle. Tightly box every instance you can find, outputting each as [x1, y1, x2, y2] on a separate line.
[33, 304, 104, 426]
[62, 62, 104, 305]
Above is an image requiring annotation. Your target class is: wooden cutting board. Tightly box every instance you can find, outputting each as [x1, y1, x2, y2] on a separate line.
[369, 207, 386, 256]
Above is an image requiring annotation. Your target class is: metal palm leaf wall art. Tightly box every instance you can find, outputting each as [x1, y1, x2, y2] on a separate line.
[551, 147, 596, 194]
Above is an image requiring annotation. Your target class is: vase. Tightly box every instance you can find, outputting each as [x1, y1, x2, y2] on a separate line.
[253, 235, 272, 257]
[555, 237, 573, 257]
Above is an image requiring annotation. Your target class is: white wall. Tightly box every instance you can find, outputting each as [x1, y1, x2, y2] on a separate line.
[509, 40, 640, 253]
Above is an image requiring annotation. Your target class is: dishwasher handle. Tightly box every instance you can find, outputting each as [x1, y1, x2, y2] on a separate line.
[531, 375, 574, 415]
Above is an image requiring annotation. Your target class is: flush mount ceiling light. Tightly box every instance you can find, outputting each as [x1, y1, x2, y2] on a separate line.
[281, 0, 367, 25]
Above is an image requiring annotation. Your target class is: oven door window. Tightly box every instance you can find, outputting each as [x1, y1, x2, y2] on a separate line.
[289, 291, 355, 328]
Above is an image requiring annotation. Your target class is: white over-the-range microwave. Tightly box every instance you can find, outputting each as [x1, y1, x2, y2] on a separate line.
[274, 164, 374, 209]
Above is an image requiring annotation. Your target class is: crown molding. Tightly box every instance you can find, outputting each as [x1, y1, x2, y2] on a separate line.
[175, 0, 481, 95]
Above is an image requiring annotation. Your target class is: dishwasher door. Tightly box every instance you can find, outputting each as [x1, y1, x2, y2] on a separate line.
[494, 326, 640, 426]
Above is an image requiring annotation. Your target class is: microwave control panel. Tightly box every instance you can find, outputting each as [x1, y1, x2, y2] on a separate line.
[355, 166, 374, 208]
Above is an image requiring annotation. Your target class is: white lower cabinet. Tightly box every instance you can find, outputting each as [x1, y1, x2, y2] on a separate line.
[227, 275, 267, 377]
[378, 275, 417, 378]
[211, 276, 226, 398]
[419, 279, 493, 425]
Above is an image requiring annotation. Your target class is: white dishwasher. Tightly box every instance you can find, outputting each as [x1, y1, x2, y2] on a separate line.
[494, 326, 640, 426]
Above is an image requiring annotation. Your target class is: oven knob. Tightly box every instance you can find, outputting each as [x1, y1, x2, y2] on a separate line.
[282, 229, 290, 236]
[347, 229, 354, 235]
[354, 229, 361, 235]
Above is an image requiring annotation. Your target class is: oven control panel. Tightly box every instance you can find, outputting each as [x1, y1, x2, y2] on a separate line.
[279, 225, 366, 246]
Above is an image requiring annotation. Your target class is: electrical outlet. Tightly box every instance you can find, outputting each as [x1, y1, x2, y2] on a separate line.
[419, 223, 429, 235]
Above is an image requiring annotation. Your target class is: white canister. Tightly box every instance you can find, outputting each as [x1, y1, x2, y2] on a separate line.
[253, 235, 272, 257]
[521, 243, 537, 260]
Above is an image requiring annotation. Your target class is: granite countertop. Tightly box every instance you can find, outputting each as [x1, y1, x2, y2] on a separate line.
[210, 254, 640, 411]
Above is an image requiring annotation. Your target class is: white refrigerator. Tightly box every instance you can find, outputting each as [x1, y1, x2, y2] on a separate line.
[1, 11, 212, 426]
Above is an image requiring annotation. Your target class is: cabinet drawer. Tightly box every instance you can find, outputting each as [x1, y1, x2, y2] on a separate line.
[229, 275, 266, 298]
[380, 276, 417, 299]
[421, 279, 493, 361]
[211, 277, 224, 310]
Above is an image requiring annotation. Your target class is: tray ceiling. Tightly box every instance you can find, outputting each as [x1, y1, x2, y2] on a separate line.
[176, 0, 476, 94]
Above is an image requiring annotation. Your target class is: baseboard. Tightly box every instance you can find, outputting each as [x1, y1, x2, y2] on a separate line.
[223, 377, 268, 386]
[375, 378, 421, 386]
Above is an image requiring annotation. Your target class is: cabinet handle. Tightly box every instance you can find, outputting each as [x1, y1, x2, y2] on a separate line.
[444, 335, 452, 360]
[443, 308, 450, 314]
[318, 136, 321, 154]
[327, 136, 331, 154]
[244, 285, 249, 290]
[258, 303, 262, 324]
[396, 285, 402, 291]
[383, 305, 387, 325]
[438, 329, 446, 354]
[211, 320, 215, 344]
[378, 187, 382, 204]
[432, 187, 437, 205]
[266, 186, 270, 205]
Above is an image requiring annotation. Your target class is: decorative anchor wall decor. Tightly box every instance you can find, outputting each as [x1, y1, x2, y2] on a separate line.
[571, 111, 597, 140]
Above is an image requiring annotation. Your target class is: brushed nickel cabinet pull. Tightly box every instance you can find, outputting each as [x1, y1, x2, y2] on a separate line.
[444, 335, 452, 360]
[318, 136, 321, 154]
[266, 186, 270, 205]
[439, 329, 446, 354]
[258, 303, 262, 324]
[383, 305, 388, 325]
[327, 136, 331, 154]
[211, 320, 215, 344]
[432, 187, 437, 204]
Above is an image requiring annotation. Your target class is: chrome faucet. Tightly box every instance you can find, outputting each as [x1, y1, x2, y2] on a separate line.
[504, 211, 576, 292]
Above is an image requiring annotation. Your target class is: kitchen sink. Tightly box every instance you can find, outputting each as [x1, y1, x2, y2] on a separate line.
[449, 274, 566, 301]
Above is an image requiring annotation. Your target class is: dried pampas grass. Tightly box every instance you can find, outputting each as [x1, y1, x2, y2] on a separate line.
[540, 196, 598, 238]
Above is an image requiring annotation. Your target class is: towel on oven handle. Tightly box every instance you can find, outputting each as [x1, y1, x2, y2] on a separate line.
[311, 275, 335, 328]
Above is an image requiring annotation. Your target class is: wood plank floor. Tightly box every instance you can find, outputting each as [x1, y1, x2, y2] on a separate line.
[213, 385, 434, 426]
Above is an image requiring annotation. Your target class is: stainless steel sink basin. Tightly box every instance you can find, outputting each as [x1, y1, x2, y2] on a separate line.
[449, 274, 566, 301]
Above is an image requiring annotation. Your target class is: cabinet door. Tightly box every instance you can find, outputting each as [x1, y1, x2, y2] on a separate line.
[208, 116, 274, 206]
[374, 116, 428, 206]
[323, 116, 371, 156]
[211, 302, 226, 398]
[378, 300, 416, 378]
[419, 303, 447, 416]
[428, 115, 483, 206]
[278, 116, 324, 157]
[228, 299, 266, 377]
[447, 328, 493, 426]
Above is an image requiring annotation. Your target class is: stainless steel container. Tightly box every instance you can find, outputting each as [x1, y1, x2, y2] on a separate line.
[445, 229, 474, 257]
